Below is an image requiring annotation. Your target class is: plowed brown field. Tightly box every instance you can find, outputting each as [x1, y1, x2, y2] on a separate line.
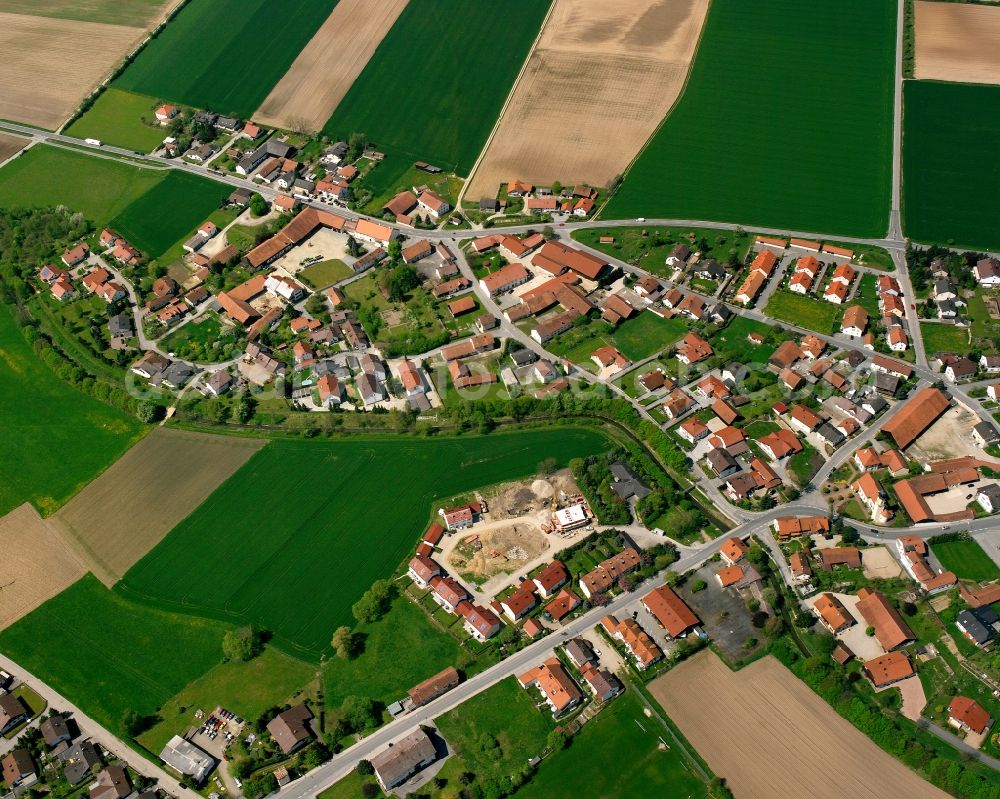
[0, 503, 85, 630]
[465, 0, 709, 200]
[915, 1, 1000, 85]
[650, 651, 949, 799]
[254, 0, 410, 133]
[53, 427, 264, 584]
[0, 134, 28, 164]
[0, 13, 145, 129]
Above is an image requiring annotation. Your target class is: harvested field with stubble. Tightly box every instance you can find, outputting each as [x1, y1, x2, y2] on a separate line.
[914, 1, 1000, 85]
[466, 0, 709, 199]
[255, 0, 410, 133]
[53, 428, 264, 584]
[650, 651, 950, 799]
[0, 13, 145, 129]
[0, 504, 85, 631]
[0, 134, 27, 164]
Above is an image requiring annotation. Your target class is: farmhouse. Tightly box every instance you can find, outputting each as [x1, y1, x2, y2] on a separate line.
[408, 667, 460, 708]
[531, 241, 606, 280]
[855, 588, 915, 651]
[266, 705, 315, 755]
[371, 729, 437, 791]
[815, 593, 855, 633]
[480, 263, 530, 296]
[881, 387, 950, 450]
[820, 548, 862, 570]
[896, 536, 957, 593]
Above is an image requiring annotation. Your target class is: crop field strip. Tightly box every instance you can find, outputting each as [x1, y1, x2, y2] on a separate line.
[903, 80, 1000, 251]
[651, 651, 950, 799]
[254, 0, 410, 133]
[112, 0, 337, 119]
[0, 134, 27, 164]
[466, 0, 710, 200]
[0, 0, 180, 27]
[53, 428, 265, 584]
[0, 302, 144, 518]
[322, 0, 550, 194]
[913, 1, 1000, 85]
[118, 428, 609, 657]
[606, 0, 896, 237]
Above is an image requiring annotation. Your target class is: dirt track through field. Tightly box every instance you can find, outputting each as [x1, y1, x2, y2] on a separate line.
[465, 0, 709, 198]
[0, 503, 85, 630]
[914, 1, 1000, 85]
[0, 13, 144, 129]
[650, 651, 950, 799]
[254, 0, 409, 132]
[53, 428, 265, 584]
[0, 133, 28, 165]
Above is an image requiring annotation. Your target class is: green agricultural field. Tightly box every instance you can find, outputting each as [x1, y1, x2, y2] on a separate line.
[323, 0, 549, 191]
[0, 575, 227, 736]
[0, 144, 163, 227]
[433, 677, 552, 786]
[138, 645, 314, 755]
[606, 0, 895, 236]
[932, 538, 1000, 582]
[0, 0, 166, 26]
[765, 290, 842, 335]
[0, 304, 143, 516]
[298, 259, 352, 289]
[516, 690, 708, 799]
[904, 81, 1000, 251]
[119, 428, 609, 658]
[920, 322, 970, 357]
[109, 170, 230, 258]
[322, 597, 461, 712]
[113, 0, 337, 118]
[66, 88, 166, 153]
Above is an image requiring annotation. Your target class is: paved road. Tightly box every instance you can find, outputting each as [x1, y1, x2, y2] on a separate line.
[0, 653, 195, 799]
[920, 718, 1000, 772]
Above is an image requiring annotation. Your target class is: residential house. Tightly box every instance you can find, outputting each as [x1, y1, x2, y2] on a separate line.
[863, 652, 914, 687]
[601, 615, 663, 670]
[642, 584, 700, 639]
[517, 658, 583, 716]
[371, 729, 437, 791]
[852, 472, 891, 523]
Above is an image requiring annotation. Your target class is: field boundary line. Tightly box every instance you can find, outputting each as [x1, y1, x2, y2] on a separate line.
[457, 0, 556, 207]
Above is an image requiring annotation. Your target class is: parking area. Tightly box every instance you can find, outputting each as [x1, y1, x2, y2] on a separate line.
[677, 562, 759, 663]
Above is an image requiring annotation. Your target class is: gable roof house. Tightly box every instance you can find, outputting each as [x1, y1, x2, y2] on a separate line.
[518, 657, 583, 716]
[642, 584, 700, 639]
[266, 705, 315, 754]
[856, 588, 915, 651]
[882, 387, 950, 450]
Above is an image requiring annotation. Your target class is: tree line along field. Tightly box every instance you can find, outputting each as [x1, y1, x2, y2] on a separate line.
[322, 0, 550, 194]
[0, 574, 229, 738]
[118, 428, 609, 658]
[903, 80, 1000, 251]
[0, 303, 144, 517]
[112, 0, 337, 119]
[605, 0, 896, 237]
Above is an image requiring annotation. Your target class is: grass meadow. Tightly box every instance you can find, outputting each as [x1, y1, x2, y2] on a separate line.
[109, 170, 230, 258]
[903, 81, 1000, 251]
[0, 575, 227, 737]
[0, 303, 143, 516]
[516, 690, 708, 799]
[919, 322, 970, 357]
[113, 0, 337, 118]
[932, 538, 1000, 582]
[605, 0, 896, 236]
[0, 0, 167, 26]
[0, 145, 163, 227]
[65, 88, 167, 153]
[764, 290, 842, 335]
[118, 428, 609, 658]
[322, 0, 549, 189]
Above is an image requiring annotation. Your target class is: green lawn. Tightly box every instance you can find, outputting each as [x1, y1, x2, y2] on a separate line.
[0, 0, 165, 26]
[356, 163, 463, 218]
[113, 0, 338, 117]
[298, 259, 353, 289]
[158, 312, 238, 361]
[109, 170, 230, 258]
[854, 273, 882, 320]
[0, 303, 144, 516]
[903, 81, 1000, 250]
[433, 677, 553, 785]
[318, 771, 387, 799]
[0, 144, 164, 227]
[65, 88, 166, 152]
[323, 0, 549, 185]
[137, 645, 314, 756]
[118, 429, 610, 658]
[517, 690, 707, 799]
[606, 0, 895, 236]
[932, 538, 1000, 582]
[919, 322, 969, 357]
[0, 574, 228, 737]
[712, 316, 781, 363]
[765, 290, 842, 335]
[322, 596, 461, 712]
[610, 312, 688, 361]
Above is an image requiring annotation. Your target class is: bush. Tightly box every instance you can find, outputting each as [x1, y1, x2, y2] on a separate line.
[691, 579, 707, 592]
[222, 625, 261, 662]
[352, 580, 396, 624]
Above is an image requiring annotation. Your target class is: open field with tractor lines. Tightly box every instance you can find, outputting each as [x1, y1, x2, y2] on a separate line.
[914, 1, 1000, 85]
[118, 428, 609, 658]
[605, 0, 895, 237]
